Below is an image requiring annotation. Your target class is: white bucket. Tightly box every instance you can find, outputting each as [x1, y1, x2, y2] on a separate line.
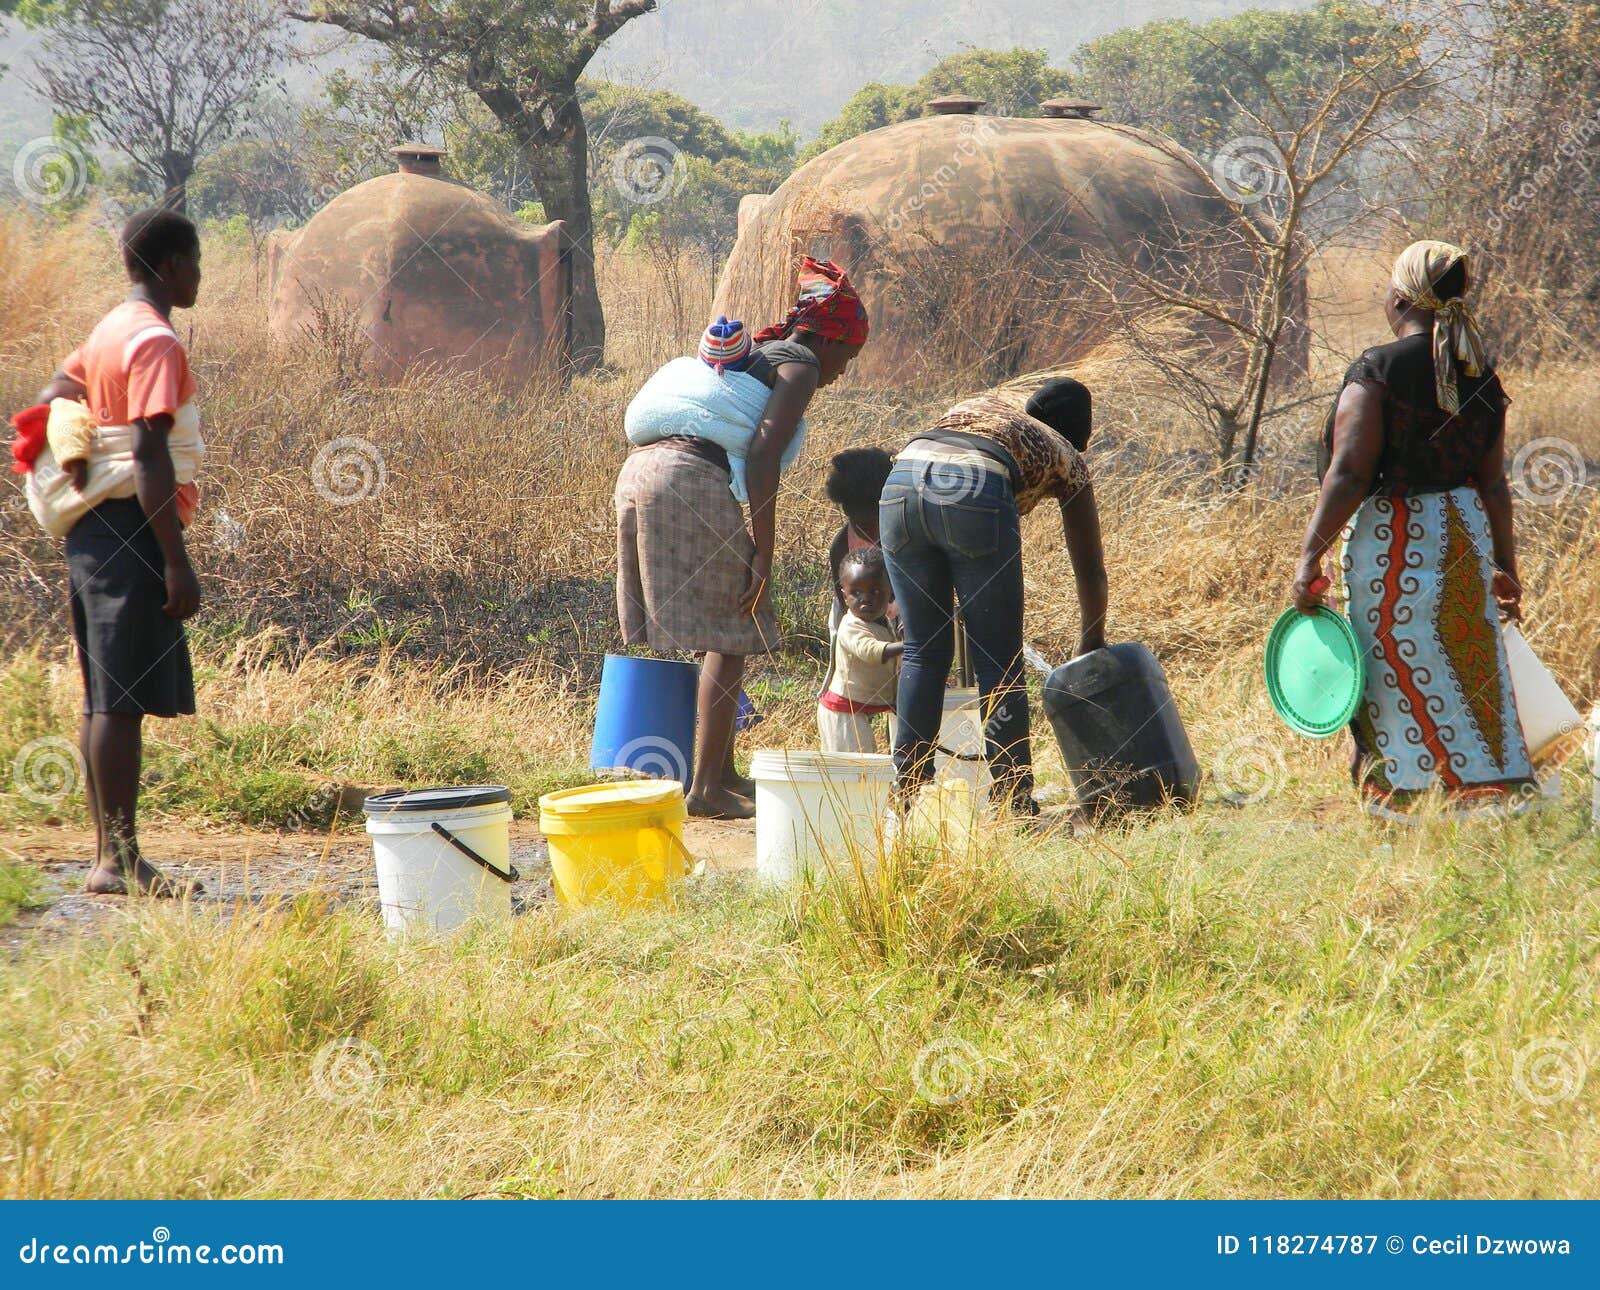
[936, 687, 992, 802]
[363, 787, 517, 935]
[900, 777, 980, 853]
[751, 750, 896, 883]
[1503, 624, 1585, 767]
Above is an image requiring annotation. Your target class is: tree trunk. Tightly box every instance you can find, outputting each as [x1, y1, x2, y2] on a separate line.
[524, 95, 605, 374]
[159, 150, 193, 213]
[1236, 335, 1277, 479]
[1216, 410, 1239, 472]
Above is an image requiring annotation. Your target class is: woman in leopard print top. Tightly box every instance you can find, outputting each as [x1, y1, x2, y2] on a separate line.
[880, 379, 1109, 814]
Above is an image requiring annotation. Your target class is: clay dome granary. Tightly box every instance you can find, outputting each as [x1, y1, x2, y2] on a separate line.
[267, 145, 571, 384]
[715, 101, 1309, 386]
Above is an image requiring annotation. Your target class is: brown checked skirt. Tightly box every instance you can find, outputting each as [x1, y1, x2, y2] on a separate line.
[614, 441, 778, 656]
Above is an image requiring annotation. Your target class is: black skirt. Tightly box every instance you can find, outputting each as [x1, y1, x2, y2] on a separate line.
[67, 497, 195, 717]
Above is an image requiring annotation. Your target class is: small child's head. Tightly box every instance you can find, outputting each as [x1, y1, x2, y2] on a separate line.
[839, 546, 892, 622]
[699, 316, 752, 374]
[1025, 377, 1092, 452]
[825, 446, 894, 536]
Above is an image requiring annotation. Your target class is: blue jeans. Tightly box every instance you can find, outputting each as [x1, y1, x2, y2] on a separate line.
[879, 456, 1031, 807]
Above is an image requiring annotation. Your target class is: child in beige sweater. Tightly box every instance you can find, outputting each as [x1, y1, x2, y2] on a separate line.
[818, 547, 903, 754]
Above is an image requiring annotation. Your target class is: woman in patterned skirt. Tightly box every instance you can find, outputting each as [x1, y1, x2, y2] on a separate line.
[1292, 240, 1534, 817]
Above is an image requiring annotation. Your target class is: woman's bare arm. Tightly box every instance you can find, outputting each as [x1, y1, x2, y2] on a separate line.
[1293, 383, 1383, 613]
[131, 414, 200, 620]
[1476, 416, 1520, 617]
[1060, 477, 1109, 655]
[738, 362, 819, 616]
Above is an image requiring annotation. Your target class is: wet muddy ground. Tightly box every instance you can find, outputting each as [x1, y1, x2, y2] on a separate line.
[0, 817, 760, 954]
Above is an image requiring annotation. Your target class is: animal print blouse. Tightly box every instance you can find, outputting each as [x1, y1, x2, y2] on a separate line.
[916, 395, 1091, 516]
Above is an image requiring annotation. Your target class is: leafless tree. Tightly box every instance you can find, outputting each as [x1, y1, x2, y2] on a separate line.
[1077, 33, 1439, 480]
[1389, 0, 1600, 359]
[24, 0, 290, 212]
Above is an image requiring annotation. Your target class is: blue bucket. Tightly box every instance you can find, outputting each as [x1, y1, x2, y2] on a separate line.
[590, 655, 698, 786]
[735, 689, 762, 732]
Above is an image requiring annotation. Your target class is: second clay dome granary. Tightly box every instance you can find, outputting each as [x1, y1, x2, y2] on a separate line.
[715, 98, 1308, 386]
[267, 145, 572, 385]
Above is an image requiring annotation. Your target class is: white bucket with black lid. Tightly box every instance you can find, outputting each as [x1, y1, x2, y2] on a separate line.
[363, 786, 517, 935]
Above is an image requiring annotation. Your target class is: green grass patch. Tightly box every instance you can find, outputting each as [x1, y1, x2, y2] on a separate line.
[1, 796, 1597, 1198]
[0, 864, 46, 927]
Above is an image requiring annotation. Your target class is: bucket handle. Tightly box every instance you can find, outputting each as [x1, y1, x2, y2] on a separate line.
[430, 821, 519, 883]
[645, 825, 697, 878]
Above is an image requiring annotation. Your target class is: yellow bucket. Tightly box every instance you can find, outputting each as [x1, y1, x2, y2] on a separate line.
[538, 780, 693, 910]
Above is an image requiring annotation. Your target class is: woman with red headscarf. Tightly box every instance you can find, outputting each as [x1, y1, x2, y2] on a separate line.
[615, 257, 868, 818]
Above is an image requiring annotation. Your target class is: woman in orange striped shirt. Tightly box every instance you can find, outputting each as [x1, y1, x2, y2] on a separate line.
[34, 208, 205, 896]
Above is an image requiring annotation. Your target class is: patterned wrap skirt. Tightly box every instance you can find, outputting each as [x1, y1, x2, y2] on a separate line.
[614, 442, 778, 656]
[1341, 486, 1533, 813]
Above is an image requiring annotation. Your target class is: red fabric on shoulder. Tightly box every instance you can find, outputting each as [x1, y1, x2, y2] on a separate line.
[9, 404, 49, 474]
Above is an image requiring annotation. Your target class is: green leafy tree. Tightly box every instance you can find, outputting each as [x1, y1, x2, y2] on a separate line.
[581, 81, 743, 164]
[732, 123, 797, 173]
[913, 46, 1074, 117]
[1070, 2, 1411, 154]
[10, 113, 103, 211]
[803, 84, 919, 161]
[802, 47, 1071, 161]
[599, 151, 785, 263]
[581, 81, 793, 259]
[18, 0, 288, 212]
[293, 1, 660, 373]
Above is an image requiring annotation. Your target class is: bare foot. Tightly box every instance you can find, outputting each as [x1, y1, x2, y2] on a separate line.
[686, 787, 756, 820]
[85, 859, 204, 898]
[727, 772, 758, 798]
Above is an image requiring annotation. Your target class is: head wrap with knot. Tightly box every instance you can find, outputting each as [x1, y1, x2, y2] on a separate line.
[1390, 239, 1489, 415]
[752, 256, 869, 348]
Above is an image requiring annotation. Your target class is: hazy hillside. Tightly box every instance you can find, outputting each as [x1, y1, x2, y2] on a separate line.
[0, 0, 1316, 158]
